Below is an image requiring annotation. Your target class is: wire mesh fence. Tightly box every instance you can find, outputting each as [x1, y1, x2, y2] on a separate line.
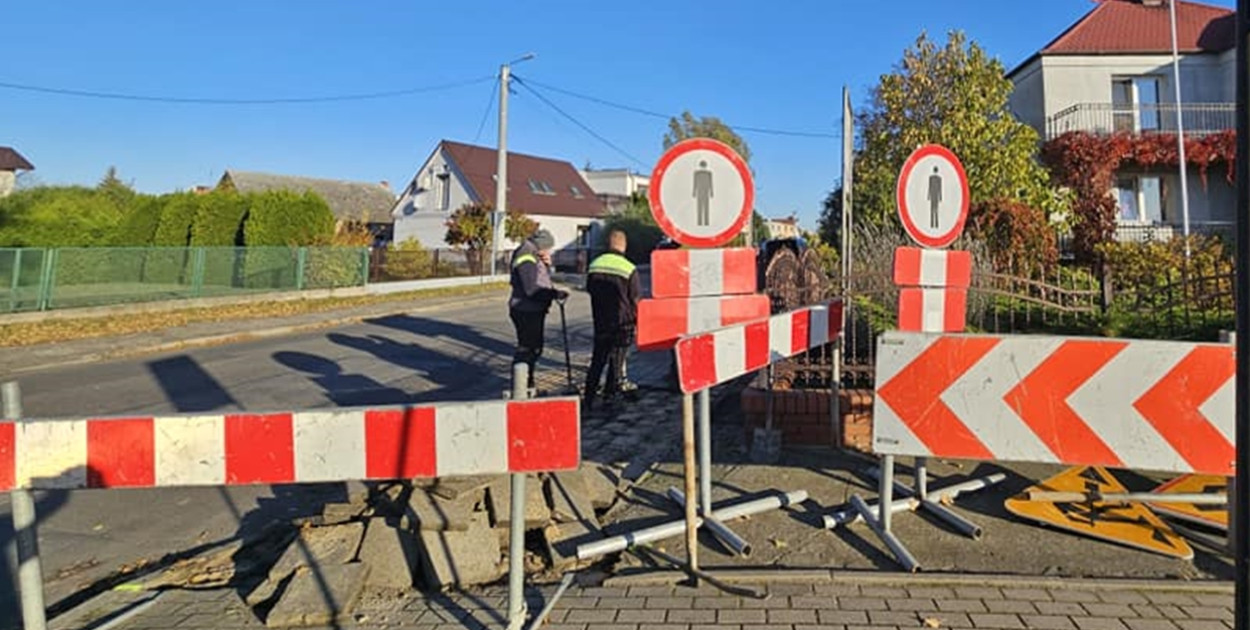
[0, 246, 368, 313]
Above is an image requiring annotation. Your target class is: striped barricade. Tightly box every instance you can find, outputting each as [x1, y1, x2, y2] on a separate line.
[872, 331, 1234, 476]
[0, 398, 581, 490]
[673, 301, 844, 394]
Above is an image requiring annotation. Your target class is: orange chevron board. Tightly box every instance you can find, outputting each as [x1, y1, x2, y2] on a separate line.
[1004, 466, 1192, 559]
[1149, 474, 1229, 531]
[872, 332, 1235, 476]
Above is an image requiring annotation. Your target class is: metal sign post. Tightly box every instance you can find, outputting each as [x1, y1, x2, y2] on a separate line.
[3, 382, 47, 630]
[1234, 2, 1249, 629]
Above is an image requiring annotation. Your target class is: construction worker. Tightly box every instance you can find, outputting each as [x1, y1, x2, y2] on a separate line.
[584, 229, 641, 409]
[509, 228, 567, 390]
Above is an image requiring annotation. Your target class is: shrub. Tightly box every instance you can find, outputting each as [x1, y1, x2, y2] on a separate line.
[967, 197, 1057, 276]
[0, 186, 127, 247]
[303, 247, 367, 289]
[112, 195, 166, 246]
[190, 192, 248, 247]
[243, 190, 335, 247]
[384, 239, 434, 280]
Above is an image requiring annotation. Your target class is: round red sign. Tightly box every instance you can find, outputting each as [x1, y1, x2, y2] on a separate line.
[896, 144, 969, 249]
[648, 138, 754, 248]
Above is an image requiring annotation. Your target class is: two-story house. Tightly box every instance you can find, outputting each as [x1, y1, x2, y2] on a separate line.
[1008, 0, 1236, 243]
[577, 167, 650, 214]
[391, 140, 606, 256]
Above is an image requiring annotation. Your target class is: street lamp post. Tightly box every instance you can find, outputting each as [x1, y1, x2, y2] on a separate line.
[1169, 0, 1192, 259]
[491, 53, 536, 277]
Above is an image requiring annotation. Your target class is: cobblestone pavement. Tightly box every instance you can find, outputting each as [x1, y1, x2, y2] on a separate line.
[48, 575, 1234, 630]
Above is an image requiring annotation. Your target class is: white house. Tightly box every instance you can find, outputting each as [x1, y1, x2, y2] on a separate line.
[1007, 0, 1236, 242]
[765, 216, 801, 240]
[391, 140, 607, 259]
[578, 168, 650, 214]
[0, 147, 34, 198]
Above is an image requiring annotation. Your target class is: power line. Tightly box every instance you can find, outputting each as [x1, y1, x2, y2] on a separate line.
[512, 77, 649, 169]
[472, 78, 499, 145]
[515, 76, 841, 139]
[0, 75, 496, 105]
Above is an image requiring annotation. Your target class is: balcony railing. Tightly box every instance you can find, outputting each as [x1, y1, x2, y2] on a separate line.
[1057, 221, 1235, 259]
[1045, 103, 1234, 140]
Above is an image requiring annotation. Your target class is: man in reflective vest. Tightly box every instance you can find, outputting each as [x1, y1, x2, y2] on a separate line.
[509, 228, 567, 391]
[584, 229, 641, 409]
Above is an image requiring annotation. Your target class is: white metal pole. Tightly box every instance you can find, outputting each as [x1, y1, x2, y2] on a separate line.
[4, 382, 47, 630]
[492, 64, 510, 278]
[1170, 0, 1193, 259]
[841, 86, 854, 287]
[507, 364, 528, 630]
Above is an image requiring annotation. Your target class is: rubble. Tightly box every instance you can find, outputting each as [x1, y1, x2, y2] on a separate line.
[547, 472, 597, 524]
[429, 475, 494, 500]
[404, 487, 477, 531]
[543, 520, 603, 572]
[485, 475, 549, 529]
[246, 522, 364, 606]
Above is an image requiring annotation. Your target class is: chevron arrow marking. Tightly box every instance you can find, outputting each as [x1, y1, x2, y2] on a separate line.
[1133, 346, 1235, 476]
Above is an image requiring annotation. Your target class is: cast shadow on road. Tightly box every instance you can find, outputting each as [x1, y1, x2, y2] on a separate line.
[365, 314, 515, 358]
[147, 355, 240, 412]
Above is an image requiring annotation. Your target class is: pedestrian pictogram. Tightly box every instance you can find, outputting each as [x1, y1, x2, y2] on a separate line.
[649, 138, 755, 248]
[896, 144, 969, 249]
[1149, 474, 1229, 530]
[1004, 466, 1193, 559]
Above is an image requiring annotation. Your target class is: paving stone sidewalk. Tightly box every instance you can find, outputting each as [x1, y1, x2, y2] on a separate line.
[49, 576, 1233, 630]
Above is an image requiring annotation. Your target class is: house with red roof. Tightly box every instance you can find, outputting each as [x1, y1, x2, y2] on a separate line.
[0, 147, 35, 198]
[391, 140, 606, 260]
[1008, 0, 1235, 241]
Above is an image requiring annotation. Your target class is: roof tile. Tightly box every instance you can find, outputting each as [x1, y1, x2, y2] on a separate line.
[1041, 0, 1234, 55]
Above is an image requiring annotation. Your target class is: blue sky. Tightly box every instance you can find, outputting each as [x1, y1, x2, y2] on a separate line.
[1, 1, 1234, 230]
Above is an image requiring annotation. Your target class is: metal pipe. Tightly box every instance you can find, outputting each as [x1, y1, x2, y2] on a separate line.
[879, 455, 895, 533]
[576, 490, 808, 561]
[1025, 491, 1226, 504]
[681, 393, 698, 576]
[918, 500, 983, 539]
[525, 571, 575, 630]
[698, 389, 712, 517]
[850, 494, 919, 573]
[666, 488, 752, 557]
[4, 382, 47, 630]
[915, 457, 929, 500]
[866, 465, 915, 497]
[1237, 6, 1250, 624]
[824, 473, 1007, 529]
[1169, 0, 1192, 258]
[506, 364, 528, 630]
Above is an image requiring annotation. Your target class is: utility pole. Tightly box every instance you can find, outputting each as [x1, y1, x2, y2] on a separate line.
[491, 54, 535, 277]
[1169, 0, 1192, 260]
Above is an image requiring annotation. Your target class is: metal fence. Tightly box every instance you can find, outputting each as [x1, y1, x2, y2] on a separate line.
[0, 246, 368, 313]
[1045, 102, 1234, 140]
[368, 246, 594, 282]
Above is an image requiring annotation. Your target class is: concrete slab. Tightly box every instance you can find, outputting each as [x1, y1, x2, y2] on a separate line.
[245, 522, 365, 607]
[418, 511, 504, 588]
[430, 476, 494, 500]
[486, 475, 550, 529]
[264, 563, 369, 628]
[358, 517, 419, 590]
[544, 519, 604, 572]
[548, 471, 598, 524]
[582, 464, 621, 509]
[405, 488, 477, 531]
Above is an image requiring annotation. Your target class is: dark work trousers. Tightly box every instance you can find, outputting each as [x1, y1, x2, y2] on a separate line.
[509, 309, 546, 389]
[585, 331, 630, 401]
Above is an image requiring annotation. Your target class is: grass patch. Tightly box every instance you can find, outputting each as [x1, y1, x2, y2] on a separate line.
[0, 282, 508, 348]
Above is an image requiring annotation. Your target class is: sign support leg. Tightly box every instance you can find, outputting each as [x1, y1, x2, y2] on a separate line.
[3, 382, 47, 630]
[681, 393, 699, 580]
[507, 365, 529, 630]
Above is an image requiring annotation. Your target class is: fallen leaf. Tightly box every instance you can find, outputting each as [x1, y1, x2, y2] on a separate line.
[924, 617, 943, 628]
[769, 538, 788, 549]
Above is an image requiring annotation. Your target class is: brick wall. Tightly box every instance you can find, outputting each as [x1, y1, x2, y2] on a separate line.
[740, 387, 873, 453]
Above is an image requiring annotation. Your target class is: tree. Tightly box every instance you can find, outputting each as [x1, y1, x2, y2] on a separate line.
[663, 111, 751, 164]
[603, 192, 664, 262]
[850, 31, 1063, 247]
[444, 202, 540, 273]
[818, 187, 844, 250]
[97, 166, 134, 208]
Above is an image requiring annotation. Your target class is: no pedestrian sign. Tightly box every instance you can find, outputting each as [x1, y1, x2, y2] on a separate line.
[896, 144, 969, 249]
[649, 138, 754, 248]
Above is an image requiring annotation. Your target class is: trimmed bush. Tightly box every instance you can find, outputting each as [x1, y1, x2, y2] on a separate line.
[243, 190, 335, 247]
[190, 192, 248, 247]
[112, 196, 166, 246]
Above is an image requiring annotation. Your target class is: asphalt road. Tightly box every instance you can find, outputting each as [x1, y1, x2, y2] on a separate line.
[0, 292, 598, 619]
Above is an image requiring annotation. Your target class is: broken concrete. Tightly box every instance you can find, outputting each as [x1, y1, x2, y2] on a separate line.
[245, 522, 364, 606]
[321, 502, 366, 525]
[430, 475, 493, 500]
[418, 511, 503, 588]
[543, 520, 603, 572]
[357, 518, 418, 590]
[581, 465, 620, 509]
[547, 472, 597, 524]
[264, 563, 369, 628]
[403, 488, 476, 531]
[486, 475, 549, 529]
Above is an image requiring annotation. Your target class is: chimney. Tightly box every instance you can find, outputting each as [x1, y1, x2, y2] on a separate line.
[379, 180, 390, 190]
[1141, 0, 1166, 7]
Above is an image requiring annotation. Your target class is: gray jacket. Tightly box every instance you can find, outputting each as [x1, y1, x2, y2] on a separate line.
[509, 240, 557, 312]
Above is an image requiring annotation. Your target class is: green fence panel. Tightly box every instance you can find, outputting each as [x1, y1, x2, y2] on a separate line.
[0, 246, 367, 314]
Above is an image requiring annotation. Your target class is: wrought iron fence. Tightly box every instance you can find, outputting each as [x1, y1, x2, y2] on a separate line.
[1045, 102, 1234, 140]
[0, 246, 368, 314]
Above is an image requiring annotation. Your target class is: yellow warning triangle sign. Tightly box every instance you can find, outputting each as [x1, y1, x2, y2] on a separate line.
[1149, 474, 1228, 532]
[1004, 466, 1193, 560]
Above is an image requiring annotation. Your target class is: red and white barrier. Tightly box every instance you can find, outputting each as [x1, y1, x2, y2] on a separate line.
[873, 331, 1234, 476]
[637, 294, 771, 351]
[650, 248, 757, 298]
[0, 398, 580, 491]
[893, 247, 972, 288]
[674, 301, 844, 394]
[897, 287, 968, 333]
